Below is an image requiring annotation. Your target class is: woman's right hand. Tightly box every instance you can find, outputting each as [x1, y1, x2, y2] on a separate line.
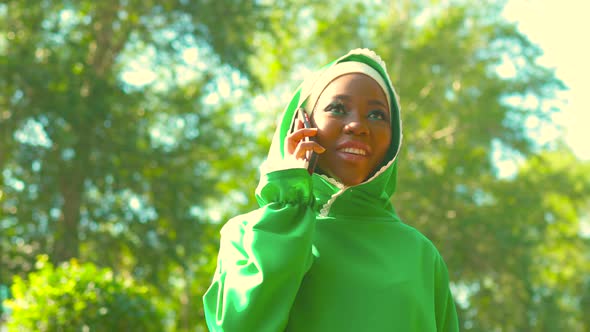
[285, 118, 325, 164]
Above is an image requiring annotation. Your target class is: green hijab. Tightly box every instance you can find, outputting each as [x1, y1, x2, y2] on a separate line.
[258, 48, 403, 216]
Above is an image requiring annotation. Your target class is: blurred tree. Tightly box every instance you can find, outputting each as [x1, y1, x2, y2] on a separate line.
[0, 0, 286, 329]
[2, 0, 589, 330]
[457, 150, 590, 331]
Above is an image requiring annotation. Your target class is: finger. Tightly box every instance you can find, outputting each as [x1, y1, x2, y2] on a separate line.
[294, 142, 325, 160]
[289, 128, 318, 143]
[286, 128, 318, 153]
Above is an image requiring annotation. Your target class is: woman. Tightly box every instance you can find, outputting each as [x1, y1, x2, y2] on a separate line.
[203, 49, 459, 331]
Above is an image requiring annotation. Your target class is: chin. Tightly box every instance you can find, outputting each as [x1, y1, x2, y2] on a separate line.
[318, 168, 366, 186]
[345, 181, 363, 186]
[339, 177, 366, 187]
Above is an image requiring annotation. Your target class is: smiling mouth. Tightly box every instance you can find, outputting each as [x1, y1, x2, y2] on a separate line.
[340, 147, 367, 156]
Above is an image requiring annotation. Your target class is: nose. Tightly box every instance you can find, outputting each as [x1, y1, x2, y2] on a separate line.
[343, 114, 369, 136]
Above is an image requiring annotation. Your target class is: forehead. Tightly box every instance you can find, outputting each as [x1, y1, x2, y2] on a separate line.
[320, 73, 388, 100]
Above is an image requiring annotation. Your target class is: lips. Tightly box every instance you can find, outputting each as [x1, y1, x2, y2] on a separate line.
[336, 141, 371, 157]
[340, 147, 367, 156]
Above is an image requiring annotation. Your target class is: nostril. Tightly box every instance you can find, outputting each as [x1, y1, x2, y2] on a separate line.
[344, 121, 369, 135]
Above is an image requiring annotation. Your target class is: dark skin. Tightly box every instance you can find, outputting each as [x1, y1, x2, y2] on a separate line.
[286, 73, 391, 186]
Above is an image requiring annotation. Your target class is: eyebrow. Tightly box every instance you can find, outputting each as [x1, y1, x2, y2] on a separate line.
[333, 94, 388, 109]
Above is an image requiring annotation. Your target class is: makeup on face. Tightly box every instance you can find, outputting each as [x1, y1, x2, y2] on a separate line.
[311, 73, 391, 186]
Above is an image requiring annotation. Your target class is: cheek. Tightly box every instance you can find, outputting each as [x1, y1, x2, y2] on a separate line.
[312, 116, 341, 143]
[310, 113, 327, 130]
[375, 130, 392, 158]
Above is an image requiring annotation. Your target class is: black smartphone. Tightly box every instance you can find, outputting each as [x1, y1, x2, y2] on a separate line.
[298, 108, 318, 175]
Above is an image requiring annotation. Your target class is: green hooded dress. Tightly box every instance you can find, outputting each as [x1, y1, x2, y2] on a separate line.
[203, 49, 459, 332]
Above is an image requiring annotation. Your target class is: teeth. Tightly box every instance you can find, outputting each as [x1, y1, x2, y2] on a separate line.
[341, 147, 367, 156]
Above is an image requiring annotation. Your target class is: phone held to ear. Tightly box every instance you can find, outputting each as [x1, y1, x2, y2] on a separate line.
[298, 108, 318, 175]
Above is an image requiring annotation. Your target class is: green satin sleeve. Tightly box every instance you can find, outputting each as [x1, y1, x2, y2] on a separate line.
[203, 168, 316, 332]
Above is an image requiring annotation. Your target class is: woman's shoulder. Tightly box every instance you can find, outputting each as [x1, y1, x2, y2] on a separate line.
[393, 221, 445, 257]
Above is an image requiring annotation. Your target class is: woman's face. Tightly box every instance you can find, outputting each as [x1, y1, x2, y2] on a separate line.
[311, 73, 391, 186]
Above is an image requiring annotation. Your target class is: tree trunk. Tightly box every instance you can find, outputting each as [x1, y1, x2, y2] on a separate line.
[54, 169, 83, 262]
[54, 139, 88, 263]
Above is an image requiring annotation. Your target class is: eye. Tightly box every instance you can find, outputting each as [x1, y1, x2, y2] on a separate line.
[325, 101, 346, 115]
[368, 110, 387, 121]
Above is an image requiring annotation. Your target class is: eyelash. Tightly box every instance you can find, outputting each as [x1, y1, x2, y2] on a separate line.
[326, 102, 346, 114]
[369, 110, 386, 121]
[325, 102, 387, 121]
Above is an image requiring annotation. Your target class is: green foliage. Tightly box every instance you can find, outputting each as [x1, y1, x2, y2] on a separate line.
[1, 0, 589, 330]
[0, 0, 279, 329]
[470, 150, 590, 332]
[4, 255, 165, 331]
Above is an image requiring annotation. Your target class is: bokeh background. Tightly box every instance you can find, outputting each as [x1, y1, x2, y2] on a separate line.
[1, 0, 589, 331]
